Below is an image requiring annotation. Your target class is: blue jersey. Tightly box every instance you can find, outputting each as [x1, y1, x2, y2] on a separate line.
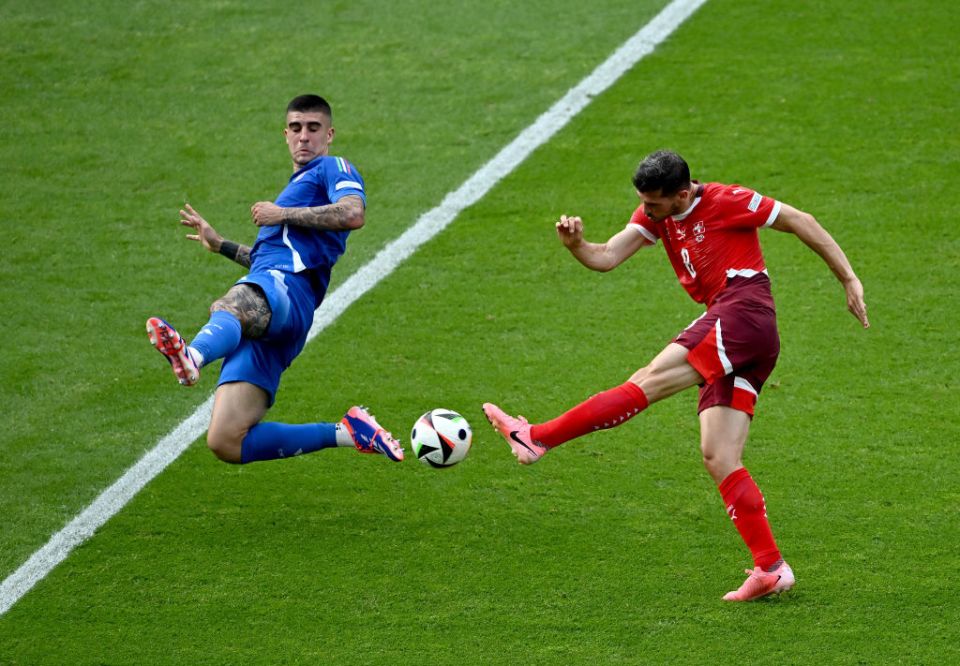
[249, 155, 366, 282]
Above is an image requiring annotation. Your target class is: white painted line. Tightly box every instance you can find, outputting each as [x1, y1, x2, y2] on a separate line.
[0, 0, 708, 617]
[311, 0, 709, 330]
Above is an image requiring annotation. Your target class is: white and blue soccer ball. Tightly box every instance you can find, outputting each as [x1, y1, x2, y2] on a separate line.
[410, 409, 472, 468]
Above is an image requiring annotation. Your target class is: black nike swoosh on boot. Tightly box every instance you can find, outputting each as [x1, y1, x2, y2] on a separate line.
[509, 431, 535, 452]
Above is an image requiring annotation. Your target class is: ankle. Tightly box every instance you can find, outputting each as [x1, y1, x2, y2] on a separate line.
[187, 346, 204, 368]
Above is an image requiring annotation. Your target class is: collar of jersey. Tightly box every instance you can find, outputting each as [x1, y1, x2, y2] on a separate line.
[670, 182, 704, 221]
[672, 195, 702, 221]
[291, 155, 326, 180]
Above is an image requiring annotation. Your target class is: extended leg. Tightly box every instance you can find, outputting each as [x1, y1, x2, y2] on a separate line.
[206, 383, 402, 464]
[483, 343, 702, 464]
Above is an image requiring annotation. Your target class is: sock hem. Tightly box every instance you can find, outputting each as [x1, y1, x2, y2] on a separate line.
[718, 467, 751, 495]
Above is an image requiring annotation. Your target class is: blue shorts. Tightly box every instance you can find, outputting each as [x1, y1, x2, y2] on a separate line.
[217, 269, 323, 406]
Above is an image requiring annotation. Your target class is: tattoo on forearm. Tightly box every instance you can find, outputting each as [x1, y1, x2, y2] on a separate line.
[235, 246, 252, 268]
[282, 204, 348, 229]
[212, 284, 271, 338]
[282, 196, 363, 230]
[218, 239, 252, 268]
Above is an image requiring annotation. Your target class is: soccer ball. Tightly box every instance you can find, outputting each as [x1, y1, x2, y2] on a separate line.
[410, 409, 472, 468]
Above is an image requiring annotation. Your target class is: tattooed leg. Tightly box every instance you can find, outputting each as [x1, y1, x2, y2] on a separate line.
[211, 284, 272, 339]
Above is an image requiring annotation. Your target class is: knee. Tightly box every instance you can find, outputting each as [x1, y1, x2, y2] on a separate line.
[210, 298, 241, 319]
[700, 442, 719, 474]
[700, 441, 736, 484]
[206, 427, 243, 464]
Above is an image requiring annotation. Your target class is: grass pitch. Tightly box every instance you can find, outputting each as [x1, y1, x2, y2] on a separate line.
[1, 0, 958, 663]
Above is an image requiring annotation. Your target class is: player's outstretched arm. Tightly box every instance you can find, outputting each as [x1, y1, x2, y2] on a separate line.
[771, 203, 869, 328]
[251, 195, 365, 231]
[556, 214, 650, 272]
[180, 203, 252, 268]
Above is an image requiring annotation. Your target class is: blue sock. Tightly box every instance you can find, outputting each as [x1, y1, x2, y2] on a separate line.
[240, 422, 339, 464]
[189, 311, 242, 366]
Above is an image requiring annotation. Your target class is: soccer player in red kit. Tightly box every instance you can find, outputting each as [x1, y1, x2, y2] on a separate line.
[483, 150, 869, 601]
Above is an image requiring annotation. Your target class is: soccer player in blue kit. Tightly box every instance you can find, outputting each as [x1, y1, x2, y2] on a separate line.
[147, 94, 404, 464]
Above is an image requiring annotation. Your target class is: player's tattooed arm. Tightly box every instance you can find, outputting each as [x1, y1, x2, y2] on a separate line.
[283, 196, 365, 230]
[211, 284, 272, 338]
[217, 240, 253, 268]
[250, 195, 365, 231]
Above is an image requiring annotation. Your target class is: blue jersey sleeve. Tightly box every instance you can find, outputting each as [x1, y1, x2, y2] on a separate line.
[322, 156, 366, 206]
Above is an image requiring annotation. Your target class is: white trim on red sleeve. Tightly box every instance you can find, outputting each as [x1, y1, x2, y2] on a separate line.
[627, 223, 658, 244]
[763, 200, 782, 227]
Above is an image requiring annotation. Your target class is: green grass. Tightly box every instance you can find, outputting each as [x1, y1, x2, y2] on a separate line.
[1, 0, 959, 663]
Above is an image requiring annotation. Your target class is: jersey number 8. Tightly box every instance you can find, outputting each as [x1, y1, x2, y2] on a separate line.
[681, 247, 697, 278]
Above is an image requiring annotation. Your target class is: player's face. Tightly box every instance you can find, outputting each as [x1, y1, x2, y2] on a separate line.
[637, 188, 690, 221]
[284, 111, 335, 167]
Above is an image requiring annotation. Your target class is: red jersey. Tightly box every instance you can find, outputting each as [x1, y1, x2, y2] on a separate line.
[628, 182, 781, 306]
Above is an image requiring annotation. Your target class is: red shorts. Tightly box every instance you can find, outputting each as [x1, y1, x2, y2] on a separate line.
[674, 276, 780, 417]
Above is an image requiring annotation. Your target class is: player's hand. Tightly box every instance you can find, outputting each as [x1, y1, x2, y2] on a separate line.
[844, 277, 870, 328]
[180, 203, 223, 253]
[556, 215, 584, 248]
[251, 201, 284, 227]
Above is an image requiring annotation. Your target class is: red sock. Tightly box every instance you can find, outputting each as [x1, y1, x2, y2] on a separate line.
[530, 382, 649, 448]
[718, 468, 782, 570]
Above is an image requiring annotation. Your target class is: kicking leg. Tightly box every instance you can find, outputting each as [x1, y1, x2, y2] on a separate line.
[483, 343, 703, 464]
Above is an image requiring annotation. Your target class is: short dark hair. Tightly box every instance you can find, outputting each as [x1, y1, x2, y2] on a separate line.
[632, 150, 691, 195]
[286, 94, 332, 122]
